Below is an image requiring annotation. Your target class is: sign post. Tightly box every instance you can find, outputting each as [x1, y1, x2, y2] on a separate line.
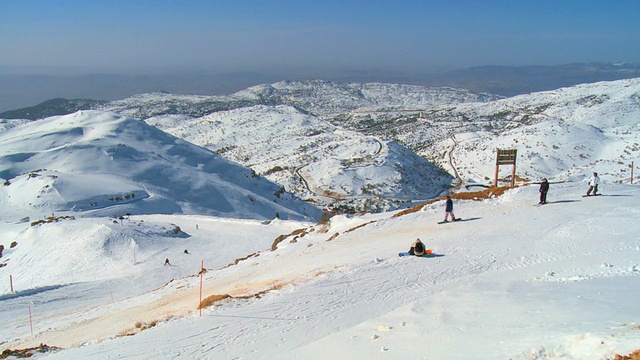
[495, 149, 518, 187]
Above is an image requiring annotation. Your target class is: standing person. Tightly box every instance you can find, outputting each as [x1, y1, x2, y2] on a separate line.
[539, 178, 549, 205]
[586, 172, 600, 196]
[164, 258, 171, 266]
[443, 196, 456, 222]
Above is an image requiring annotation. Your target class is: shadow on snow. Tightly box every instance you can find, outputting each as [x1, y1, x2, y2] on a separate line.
[0, 284, 66, 301]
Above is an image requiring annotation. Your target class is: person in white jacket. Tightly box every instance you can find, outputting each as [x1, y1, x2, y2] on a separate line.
[586, 172, 600, 196]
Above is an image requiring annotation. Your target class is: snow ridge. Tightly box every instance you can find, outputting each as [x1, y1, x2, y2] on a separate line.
[0, 110, 322, 222]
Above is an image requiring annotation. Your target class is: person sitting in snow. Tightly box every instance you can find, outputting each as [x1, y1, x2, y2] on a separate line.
[586, 172, 600, 196]
[409, 238, 426, 256]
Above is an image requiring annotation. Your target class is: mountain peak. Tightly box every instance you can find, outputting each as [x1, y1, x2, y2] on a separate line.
[0, 111, 322, 221]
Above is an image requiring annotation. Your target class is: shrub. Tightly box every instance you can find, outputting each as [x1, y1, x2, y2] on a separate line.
[197, 294, 230, 309]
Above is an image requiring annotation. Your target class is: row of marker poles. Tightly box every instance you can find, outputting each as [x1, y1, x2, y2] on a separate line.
[8, 259, 206, 335]
[7, 277, 40, 336]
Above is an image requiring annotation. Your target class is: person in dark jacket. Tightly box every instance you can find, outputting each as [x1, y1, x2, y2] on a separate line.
[409, 238, 426, 256]
[443, 196, 456, 222]
[539, 178, 549, 204]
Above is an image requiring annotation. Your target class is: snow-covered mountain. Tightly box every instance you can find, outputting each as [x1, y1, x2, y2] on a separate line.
[344, 78, 640, 184]
[98, 80, 501, 119]
[98, 78, 640, 210]
[146, 105, 454, 212]
[3, 79, 639, 214]
[89, 81, 500, 211]
[0, 111, 322, 222]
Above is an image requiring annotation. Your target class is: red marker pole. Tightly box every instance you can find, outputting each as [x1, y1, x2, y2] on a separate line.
[9, 274, 14, 292]
[198, 261, 204, 316]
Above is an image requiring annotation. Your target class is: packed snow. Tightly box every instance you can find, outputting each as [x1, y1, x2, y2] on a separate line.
[1, 182, 639, 359]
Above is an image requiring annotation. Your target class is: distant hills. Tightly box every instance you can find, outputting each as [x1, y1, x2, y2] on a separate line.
[2, 62, 639, 113]
[421, 62, 640, 96]
[0, 97, 107, 120]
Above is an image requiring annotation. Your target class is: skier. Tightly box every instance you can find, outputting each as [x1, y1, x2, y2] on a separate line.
[539, 178, 549, 205]
[408, 238, 426, 256]
[586, 172, 600, 196]
[443, 196, 457, 222]
[164, 258, 171, 266]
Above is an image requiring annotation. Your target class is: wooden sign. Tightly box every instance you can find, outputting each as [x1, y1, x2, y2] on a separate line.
[494, 149, 517, 186]
[496, 149, 517, 165]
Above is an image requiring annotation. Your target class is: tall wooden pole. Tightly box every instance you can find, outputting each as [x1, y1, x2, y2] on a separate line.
[494, 150, 500, 187]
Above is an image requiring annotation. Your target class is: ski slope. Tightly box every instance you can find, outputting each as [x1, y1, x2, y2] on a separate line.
[1, 181, 639, 359]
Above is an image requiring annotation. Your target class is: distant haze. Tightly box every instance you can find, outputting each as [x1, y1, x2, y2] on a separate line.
[1, 1, 640, 111]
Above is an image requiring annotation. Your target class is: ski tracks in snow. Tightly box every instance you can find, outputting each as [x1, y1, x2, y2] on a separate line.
[146, 253, 501, 359]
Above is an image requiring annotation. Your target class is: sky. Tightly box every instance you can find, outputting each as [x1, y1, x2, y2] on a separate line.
[2, 0, 640, 75]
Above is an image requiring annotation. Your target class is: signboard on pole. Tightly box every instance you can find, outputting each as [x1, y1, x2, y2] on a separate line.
[496, 149, 517, 165]
[494, 149, 517, 186]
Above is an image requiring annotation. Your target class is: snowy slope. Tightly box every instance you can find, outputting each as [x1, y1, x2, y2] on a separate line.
[0, 110, 322, 222]
[0, 182, 638, 359]
[103, 78, 639, 210]
[146, 105, 454, 212]
[97, 81, 493, 211]
[358, 78, 640, 184]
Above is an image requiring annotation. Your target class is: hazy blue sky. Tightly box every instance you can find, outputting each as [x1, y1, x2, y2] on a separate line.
[2, 0, 639, 75]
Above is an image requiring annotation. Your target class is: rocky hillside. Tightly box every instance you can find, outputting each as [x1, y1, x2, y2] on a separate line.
[2, 78, 638, 212]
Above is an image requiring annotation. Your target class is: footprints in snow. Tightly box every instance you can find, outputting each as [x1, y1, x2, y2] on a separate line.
[496, 244, 640, 282]
[367, 322, 407, 352]
[540, 261, 639, 283]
